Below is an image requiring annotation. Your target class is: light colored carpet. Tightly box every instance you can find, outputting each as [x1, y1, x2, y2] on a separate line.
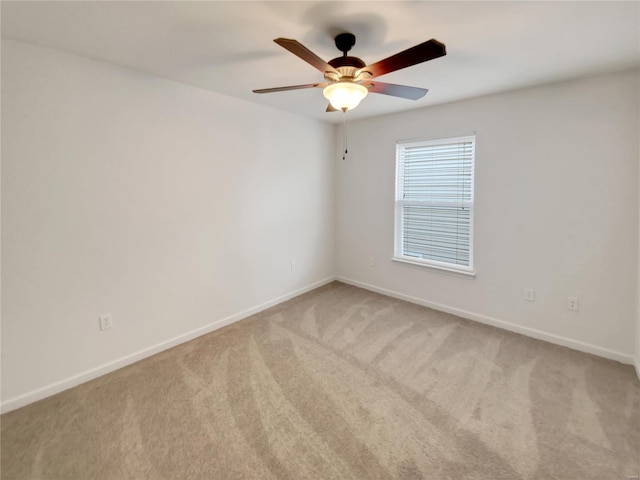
[2, 281, 639, 479]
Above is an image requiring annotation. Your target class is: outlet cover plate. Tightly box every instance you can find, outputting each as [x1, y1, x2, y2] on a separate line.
[99, 314, 113, 330]
[524, 288, 535, 302]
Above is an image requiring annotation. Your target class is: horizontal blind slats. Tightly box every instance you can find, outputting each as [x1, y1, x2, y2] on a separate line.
[397, 137, 474, 268]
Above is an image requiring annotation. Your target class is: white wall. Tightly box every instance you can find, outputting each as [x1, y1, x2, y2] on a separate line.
[1, 40, 335, 407]
[337, 69, 640, 361]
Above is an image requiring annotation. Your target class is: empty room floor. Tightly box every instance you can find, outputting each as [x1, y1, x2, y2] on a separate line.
[2, 282, 639, 479]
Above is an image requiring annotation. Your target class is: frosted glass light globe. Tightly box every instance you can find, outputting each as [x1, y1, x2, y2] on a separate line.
[323, 82, 368, 111]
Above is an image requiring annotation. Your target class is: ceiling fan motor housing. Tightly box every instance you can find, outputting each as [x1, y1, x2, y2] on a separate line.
[328, 56, 365, 69]
[326, 56, 367, 81]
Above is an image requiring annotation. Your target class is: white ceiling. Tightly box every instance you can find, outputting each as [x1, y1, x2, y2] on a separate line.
[2, 1, 639, 123]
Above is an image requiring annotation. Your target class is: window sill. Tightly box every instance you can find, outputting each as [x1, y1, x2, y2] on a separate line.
[391, 256, 476, 278]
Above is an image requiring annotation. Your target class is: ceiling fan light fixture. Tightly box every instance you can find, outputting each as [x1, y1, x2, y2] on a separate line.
[323, 82, 368, 111]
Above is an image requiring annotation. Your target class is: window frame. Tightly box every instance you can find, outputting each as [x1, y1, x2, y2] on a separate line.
[393, 135, 476, 276]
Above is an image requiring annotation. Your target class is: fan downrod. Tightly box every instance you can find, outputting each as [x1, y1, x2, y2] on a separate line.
[335, 33, 356, 55]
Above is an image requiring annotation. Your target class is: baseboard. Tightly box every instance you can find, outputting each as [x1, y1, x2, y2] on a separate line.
[337, 276, 636, 366]
[1, 276, 337, 414]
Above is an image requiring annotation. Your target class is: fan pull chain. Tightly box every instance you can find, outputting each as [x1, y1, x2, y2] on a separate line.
[342, 112, 348, 160]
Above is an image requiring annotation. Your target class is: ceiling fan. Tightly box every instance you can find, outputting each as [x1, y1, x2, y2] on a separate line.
[253, 33, 446, 112]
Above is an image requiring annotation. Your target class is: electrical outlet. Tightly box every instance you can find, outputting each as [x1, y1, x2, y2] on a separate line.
[567, 297, 579, 312]
[369, 257, 375, 267]
[290, 261, 295, 272]
[99, 314, 113, 331]
[524, 288, 535, 302]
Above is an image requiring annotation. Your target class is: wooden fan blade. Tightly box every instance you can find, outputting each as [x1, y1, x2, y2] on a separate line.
[274, 38, 338, 75]
[326, 103, 339, 112]
[253, 83, 326, 94]
[363, 81, 428, 100]
[358, 39, 446, 78]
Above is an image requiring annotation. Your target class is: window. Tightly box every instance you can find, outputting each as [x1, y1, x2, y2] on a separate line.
[394, 135, 475, 275]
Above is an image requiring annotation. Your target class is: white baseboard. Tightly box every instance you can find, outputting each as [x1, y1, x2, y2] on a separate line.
[1, 276, 337, 414]
[337, 276, 636, 367]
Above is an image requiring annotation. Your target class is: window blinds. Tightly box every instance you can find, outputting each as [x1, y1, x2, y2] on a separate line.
[396, 137, 474, 269]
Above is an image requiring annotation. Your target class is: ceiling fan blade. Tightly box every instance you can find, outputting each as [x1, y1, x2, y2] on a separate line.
[363, 81, 428, 100]
[253, 83, 326, 94]
[358, 39, 446, 78]
[326, 103, 339, 112]
[274, 38, 338, 75]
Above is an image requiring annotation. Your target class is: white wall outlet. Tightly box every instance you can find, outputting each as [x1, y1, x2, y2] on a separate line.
[369, 256, 375, 267]
[99, 314, 113, 331]
[524, 288, 535, 302]
[567, 297, 579, 311]
[290, 261, 295, 272]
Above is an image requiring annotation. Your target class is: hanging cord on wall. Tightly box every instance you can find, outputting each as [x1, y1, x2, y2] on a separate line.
[342, 111, 348, 160]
